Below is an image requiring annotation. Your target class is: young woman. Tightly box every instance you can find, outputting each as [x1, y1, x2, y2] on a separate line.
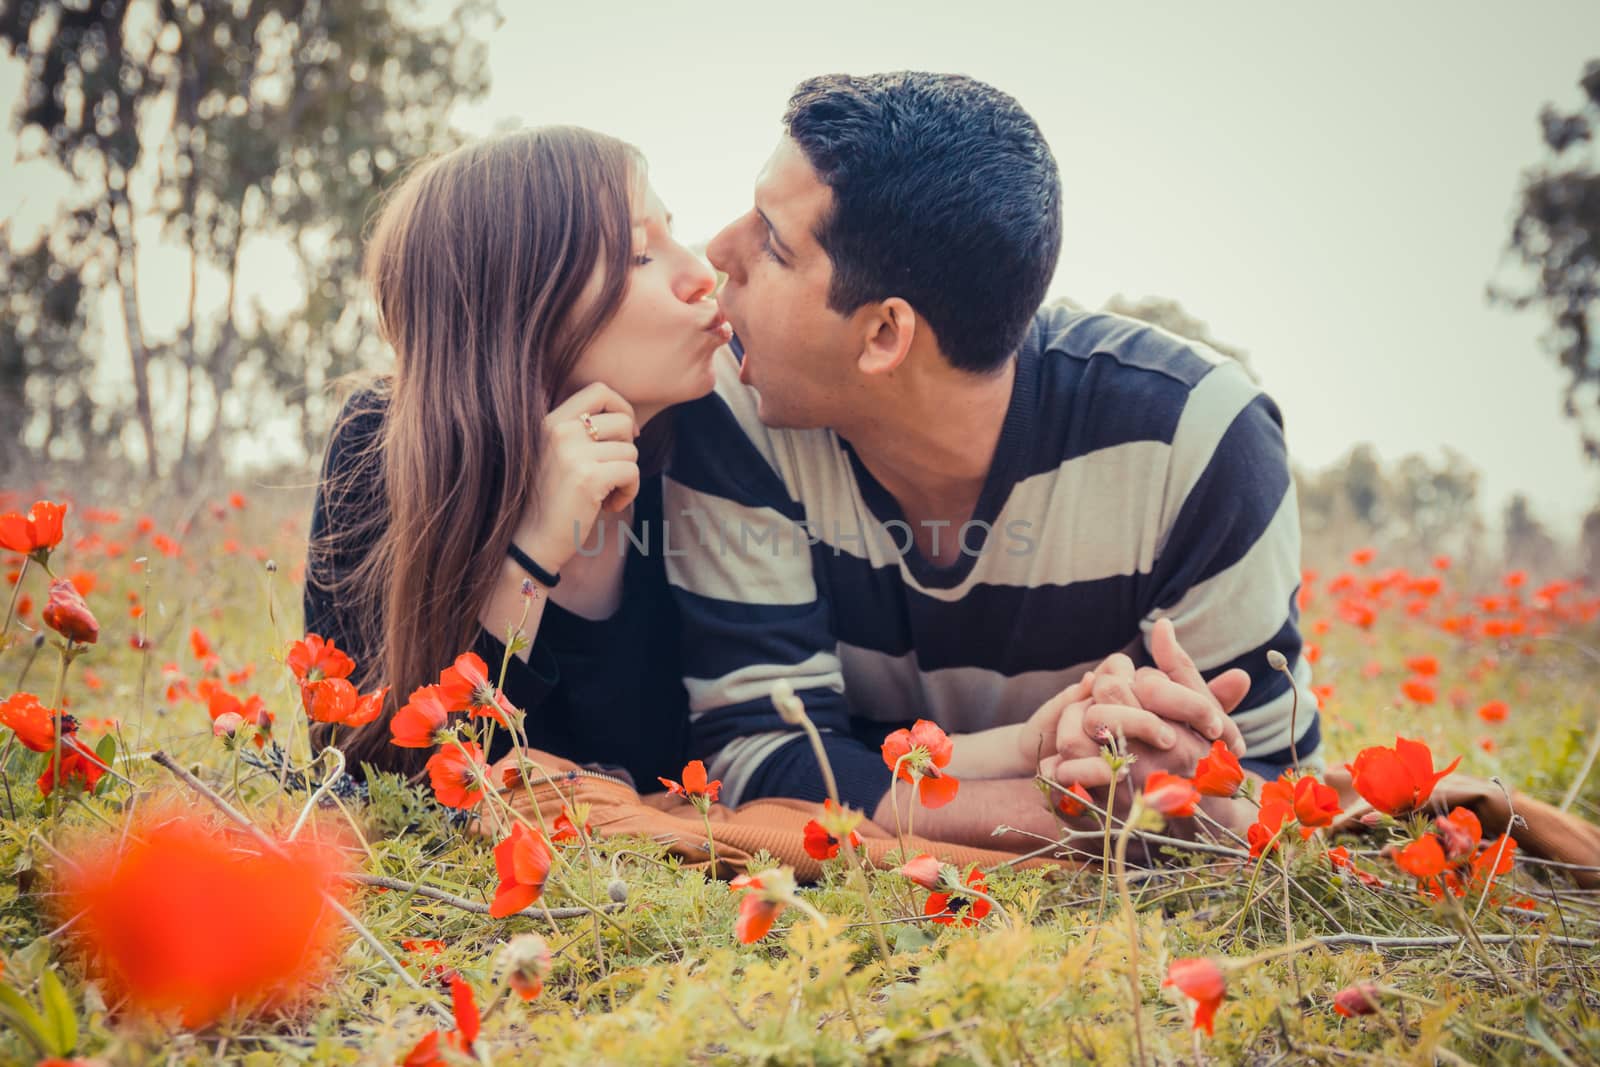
[303, 126, 731, 788]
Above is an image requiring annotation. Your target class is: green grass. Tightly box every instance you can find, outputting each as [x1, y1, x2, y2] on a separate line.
[1, 485, 1598, 1065]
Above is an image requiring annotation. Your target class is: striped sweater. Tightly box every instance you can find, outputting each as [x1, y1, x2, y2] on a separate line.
[662, 302, 1321, 811]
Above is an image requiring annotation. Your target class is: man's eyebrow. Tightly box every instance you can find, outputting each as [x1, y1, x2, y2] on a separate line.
[756, 207, 796, 258]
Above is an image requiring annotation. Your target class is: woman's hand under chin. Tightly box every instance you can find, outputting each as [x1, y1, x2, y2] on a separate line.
[517, 381, 641, 574]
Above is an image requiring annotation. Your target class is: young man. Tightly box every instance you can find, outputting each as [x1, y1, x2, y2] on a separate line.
[664, 72, 1319, 847]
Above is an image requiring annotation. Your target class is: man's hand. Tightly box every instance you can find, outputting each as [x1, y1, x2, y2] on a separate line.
[1038, 619, 1252, 787]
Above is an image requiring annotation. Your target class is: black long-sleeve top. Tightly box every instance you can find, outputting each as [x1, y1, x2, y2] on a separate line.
[302, 391, 690, 791]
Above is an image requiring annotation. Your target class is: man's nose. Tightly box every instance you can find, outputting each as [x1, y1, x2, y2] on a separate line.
[706, 220, 741, 282]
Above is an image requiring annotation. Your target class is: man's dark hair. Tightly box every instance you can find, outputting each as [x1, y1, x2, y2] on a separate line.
[783, 72, 1062, 374]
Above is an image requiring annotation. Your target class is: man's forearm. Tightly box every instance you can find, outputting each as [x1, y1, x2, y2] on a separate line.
[872, 775, 1067, 851]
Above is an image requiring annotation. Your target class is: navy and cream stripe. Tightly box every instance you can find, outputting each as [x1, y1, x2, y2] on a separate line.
[663, 303, 1322, 809]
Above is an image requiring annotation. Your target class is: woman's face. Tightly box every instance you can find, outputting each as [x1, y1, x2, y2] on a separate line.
[566, 181, 729, 425]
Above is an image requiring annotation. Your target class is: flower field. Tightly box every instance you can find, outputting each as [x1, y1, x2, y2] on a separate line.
[2, 486, 1599, 1065]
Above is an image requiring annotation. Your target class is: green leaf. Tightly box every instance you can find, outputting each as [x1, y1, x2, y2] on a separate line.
[38, 968, 77, 1054]
[1524, 997, 1580, 1067]
[0, 984, 53, 1057]
[94, 732, 116, 766]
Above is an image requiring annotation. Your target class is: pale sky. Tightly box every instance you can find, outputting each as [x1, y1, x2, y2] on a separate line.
[4, 1, 1599, 533]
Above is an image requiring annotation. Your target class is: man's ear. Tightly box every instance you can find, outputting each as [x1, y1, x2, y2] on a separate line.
[857, 298, 916, 376]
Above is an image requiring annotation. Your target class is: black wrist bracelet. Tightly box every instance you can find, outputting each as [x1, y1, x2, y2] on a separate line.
[507, 541, 561, 588]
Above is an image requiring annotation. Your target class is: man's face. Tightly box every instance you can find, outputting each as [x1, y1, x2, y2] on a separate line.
[705, 137, 860, 428]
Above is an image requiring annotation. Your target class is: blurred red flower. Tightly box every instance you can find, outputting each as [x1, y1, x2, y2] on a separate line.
[1144, 770, 1201, 818]
[54, 812, 349, 1027]
[1164, 957, 1226, 1035]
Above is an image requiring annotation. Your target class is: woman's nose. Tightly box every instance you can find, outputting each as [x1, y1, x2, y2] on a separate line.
[679, 251, 717, 305]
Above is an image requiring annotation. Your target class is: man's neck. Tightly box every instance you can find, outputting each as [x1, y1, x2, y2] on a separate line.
[838, 354, 1018, 523]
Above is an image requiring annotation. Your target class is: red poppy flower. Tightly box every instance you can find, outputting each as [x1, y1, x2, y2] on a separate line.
[490, 822, 552, 917]
[550, 804, 592, 844]
[285, 634, 356, 686]
[1476, 700, 1508, 724]
[1469, 834, 1517, 887]
[1404, 655, 1439, 677]
[304, 678, 387, 729]
[897, 853, 944, 890]
[53, 812, 349, 1027]
[426, 742, 488, 809]
[1143, 771, 1201, 818]
[881, 718, 961, 808]
[1333, 983, 1380, 1017]
[1164, 957, 1226, 1035]
[925, 867, 991, 927]
[1400, 678, 1436, 705]
[402, 974, 480, 1065]
[1435, 806, 1482, 861]
[0, 691, 71, 753]
[391, 685, 453, 749]
[801, 803, 862, 861]
[659, 759, 722, 804]
[400, 939, 449, 982]
[1261, 774, 1342, 835]
[729, 873, 785, 943]
[437, 651, 517, 725]
[42, 577, 98, 644]
[1346, 737, 1461, 817]
[0, 499, 67, 562]
[1393, 835, 1447, 879]
[1055, 782, 1092, 818]
[38, 746, 109, 797]
[1248, 803, 1290, 859]
[1191, 740, 1244, 798]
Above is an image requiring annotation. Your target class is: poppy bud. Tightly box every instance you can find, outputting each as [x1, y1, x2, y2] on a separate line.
[497, 933, 553, 1001]
[213, 711, 244, 739]
[264, 559, 278, 573]
[607, 877, 628, 903]
[43, 577, 99, 644]
[897, 853, 945, 890]
[1266, 649, 1288, 671]
[1332, 982, 1380, 1017]
[770, 679, 807, 726]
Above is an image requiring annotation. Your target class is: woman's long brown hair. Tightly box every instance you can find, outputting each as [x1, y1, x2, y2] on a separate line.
[307, 126, 668, 776]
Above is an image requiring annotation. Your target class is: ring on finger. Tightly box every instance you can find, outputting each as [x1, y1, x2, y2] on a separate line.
[578, 412, 601, 442]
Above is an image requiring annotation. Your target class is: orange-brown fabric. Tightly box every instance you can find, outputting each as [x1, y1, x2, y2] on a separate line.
[475, 749, 1600, 886]
[476, 750, 1039, 880]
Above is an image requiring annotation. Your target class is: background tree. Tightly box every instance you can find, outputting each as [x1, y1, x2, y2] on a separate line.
[1503, 492, 1562, 575]
[1103, 293, 1258, 380]
[0, 0, 492, 482]
[1497, 58, 1600, 461]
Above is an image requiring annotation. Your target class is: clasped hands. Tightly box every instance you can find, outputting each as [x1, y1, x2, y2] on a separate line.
[1016, 617, 1252, 793]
